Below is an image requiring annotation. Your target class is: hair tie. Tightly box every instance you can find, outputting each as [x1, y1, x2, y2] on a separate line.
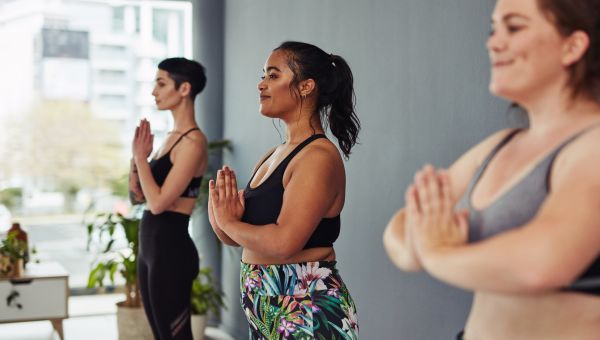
[329, 53, 336, 67]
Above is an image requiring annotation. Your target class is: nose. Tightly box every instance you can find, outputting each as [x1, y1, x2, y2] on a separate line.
[486, 30, 507, 54]
[258, 78, 266, 91]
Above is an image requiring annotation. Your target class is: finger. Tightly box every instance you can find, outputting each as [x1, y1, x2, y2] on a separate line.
[238, 189, 245, 208]
[224, 168, 232, 198]
[216, 170, 225, 201]
[134, 126, 140, 139]
[405, 184, 418, 217]
[415, 169, 431, 214]
[424, 166, 442, 214]
[209, 179, 219, 204]
[231, 169, 239, 195]
[440, 171, 453, 216]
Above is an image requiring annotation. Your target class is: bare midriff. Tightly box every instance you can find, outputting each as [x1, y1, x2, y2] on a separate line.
[242, 247, 336, 265]
[464, 291, 600, 340]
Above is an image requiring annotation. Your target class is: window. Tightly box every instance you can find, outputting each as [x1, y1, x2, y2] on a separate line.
[0, 0, 192, 291]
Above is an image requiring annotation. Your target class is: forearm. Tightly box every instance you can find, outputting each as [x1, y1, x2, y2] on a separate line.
[210, 221, 240, 246]
[383, 210, 422, 272]
[220, 220, 294, 259]
[129, 159, 145, 205]
[134, 156, 164, 213]
[421, 228, 559, 293]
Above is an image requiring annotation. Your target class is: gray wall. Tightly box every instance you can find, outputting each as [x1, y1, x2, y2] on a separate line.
[218, 0, 510, 339]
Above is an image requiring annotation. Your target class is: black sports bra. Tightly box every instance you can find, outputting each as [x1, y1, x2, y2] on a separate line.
[149, 128, 202, 198]
[241, 134, 341, 249]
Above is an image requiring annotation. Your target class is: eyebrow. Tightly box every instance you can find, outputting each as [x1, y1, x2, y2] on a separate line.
[156, 77, 165, 81]
[263, 66, 281, 73]
[492, 12, 531, 24]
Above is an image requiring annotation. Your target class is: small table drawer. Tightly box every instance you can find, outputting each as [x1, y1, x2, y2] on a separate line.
[0, 277, 68, 321]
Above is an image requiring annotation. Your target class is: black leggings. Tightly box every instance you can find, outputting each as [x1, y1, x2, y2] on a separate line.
[138, 210, 199, 340]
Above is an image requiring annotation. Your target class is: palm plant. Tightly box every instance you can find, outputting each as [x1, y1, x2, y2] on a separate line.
[86, 211, 141, 308]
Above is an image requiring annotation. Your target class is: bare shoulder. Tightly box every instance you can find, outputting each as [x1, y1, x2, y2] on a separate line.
[289, 137, 343, 175]
[552, 126, 600, 184]
[182, 129, 208, 150]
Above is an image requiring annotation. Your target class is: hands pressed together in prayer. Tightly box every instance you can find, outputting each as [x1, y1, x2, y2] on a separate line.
[132, 119, 154, 161]
[208, 166, 245, 233]
[406, 165, 469, 265]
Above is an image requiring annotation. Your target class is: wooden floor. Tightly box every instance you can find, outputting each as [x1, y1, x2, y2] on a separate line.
[0, 294, 235, 340]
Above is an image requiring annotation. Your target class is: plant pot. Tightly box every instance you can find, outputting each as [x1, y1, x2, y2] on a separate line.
[191, 314, 208, 340]
[116, 301, 153, 340]
[12, 258, 24, 277]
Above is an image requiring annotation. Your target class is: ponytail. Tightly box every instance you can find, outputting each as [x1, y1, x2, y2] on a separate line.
[327, 54, 360, 159]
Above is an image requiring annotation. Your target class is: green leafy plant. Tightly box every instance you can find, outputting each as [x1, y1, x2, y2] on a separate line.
[0, 231, 27, 276]
[86, 211, 141, 308]
[191, 267, 226, 315]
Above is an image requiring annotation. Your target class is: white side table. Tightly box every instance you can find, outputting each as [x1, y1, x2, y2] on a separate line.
[0, 262, 69, 339]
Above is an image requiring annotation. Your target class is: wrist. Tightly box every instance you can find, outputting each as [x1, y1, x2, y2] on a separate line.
[133, 155, 146, 164]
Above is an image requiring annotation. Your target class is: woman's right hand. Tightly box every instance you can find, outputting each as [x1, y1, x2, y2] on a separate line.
[207, 166, 242, 246]
[132, 119, 154, 160]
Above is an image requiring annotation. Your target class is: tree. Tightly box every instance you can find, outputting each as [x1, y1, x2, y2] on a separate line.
[5, 100, 128, 211]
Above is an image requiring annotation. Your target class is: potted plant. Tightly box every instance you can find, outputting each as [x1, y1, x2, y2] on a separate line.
[85, 210, 153, 340]
[0, 231, 27, 277]
[190, 267, 226, 340]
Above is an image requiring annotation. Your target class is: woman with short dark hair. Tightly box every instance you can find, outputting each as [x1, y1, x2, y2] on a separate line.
[130, 57, 207, 340]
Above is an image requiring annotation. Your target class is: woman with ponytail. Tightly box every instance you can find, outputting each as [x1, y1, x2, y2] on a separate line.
[208, 41, 360, 339]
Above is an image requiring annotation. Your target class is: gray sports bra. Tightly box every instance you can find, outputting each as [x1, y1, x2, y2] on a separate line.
[457, 126, 600, 295]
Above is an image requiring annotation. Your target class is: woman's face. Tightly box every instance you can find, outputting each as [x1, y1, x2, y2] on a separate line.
[487, 0, 571, 102]
[152, 70, 184, 110]
[257, 50, 299, 118]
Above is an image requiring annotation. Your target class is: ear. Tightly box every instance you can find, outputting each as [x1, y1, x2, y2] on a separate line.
[178, 81, 192, 98]
[561, 30, 589, 67]
[298, 79, 316, 97]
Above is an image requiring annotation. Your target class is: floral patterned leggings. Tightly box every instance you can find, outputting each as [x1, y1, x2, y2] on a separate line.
[240, 261, 359, 340]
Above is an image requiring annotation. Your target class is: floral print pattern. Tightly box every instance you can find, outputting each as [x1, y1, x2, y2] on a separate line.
[241, 261, 359, 339]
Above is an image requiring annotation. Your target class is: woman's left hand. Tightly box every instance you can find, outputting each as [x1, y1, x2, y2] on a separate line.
[410, 165, 469, 260]
[209, 166, 245, 230]
[132, 119, 154, 160]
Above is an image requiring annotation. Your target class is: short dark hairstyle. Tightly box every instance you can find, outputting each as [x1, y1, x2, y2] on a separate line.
[537, 0, 600, 101]
[158, 57, 207, 100]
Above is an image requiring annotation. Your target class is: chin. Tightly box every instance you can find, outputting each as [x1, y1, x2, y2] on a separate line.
[489, 82, 520, 103]
[259, 108, 276, 118]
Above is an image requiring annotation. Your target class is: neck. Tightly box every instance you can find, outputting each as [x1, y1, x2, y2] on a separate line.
[520, 84, 600, 136]
[283, 108, 325, 145]
[170, 99, 197, 132]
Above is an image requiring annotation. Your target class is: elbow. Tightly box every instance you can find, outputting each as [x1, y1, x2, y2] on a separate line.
[223, 240, 241, 247]
[272, 243, 302, 261]
[147, 202, 167, 215]
[383, 227, 422, 272]
[518, 263, 574, 293]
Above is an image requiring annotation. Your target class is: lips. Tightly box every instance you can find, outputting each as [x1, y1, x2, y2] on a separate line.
[492, 59, 514, 67]
[259, 95, 270, 101]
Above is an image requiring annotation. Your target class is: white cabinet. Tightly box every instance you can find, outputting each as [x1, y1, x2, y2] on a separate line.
[0, 262, 69, 339]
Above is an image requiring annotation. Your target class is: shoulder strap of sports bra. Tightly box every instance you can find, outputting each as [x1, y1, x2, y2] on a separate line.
[276, 133, 327, 172]
[246, 134, 328, 186]
[166, 127, 200, 154]
[466, 128, 523, 195]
